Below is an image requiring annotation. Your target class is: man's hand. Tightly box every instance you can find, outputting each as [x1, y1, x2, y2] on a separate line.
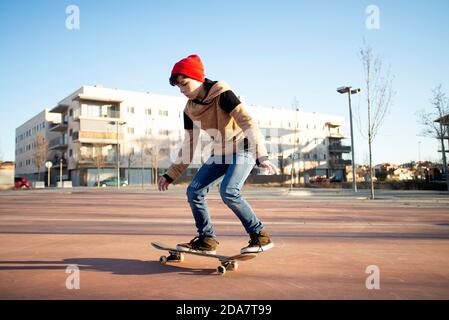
[258, 160, 280, 175]
[158, 176, 170, 192]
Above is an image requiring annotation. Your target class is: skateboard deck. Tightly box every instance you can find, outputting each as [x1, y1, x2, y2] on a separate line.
[151, 241, 257, 275]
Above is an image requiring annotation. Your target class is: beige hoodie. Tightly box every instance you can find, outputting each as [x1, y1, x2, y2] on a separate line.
[164, 80, 268, 182]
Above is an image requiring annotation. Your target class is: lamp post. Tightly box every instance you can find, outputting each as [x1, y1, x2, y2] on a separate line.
[60, 157, 63, 187]
[110, 120, 127, 189]
[45, 161, 52, 187]
[337, 86, 361, 193]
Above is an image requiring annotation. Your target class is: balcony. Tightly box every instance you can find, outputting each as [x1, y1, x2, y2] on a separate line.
[329, 159, 352, 169]
[50, 103, 70, 114]
[74, 111, 121, 121]
[328, 144, 351, 153]
[328, 132, 345, 139]
[325, 121, 343, 128]
[49, 121, 68, 132]
[72, 131, 122, 144]
[49, 137, 68, 150]
[77, 155, 116, 166]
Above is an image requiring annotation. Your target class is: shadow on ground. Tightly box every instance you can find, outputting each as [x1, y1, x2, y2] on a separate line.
[0, 258, 218, 276]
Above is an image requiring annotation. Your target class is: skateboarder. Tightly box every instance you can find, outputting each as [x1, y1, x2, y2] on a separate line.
[157, 54, 278, 255]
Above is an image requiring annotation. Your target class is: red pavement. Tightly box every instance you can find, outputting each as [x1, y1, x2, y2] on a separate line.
[0, 186, 449, 299]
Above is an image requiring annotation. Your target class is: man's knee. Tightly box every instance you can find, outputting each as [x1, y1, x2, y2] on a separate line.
[220, 186, 240, 204]
[187, 182, 205, 201]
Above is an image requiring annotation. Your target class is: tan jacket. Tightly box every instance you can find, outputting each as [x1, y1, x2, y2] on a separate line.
[164, 80, 268, 182]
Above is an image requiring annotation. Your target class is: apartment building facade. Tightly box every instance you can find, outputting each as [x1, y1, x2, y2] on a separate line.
[15, 109, 62, 182]
[15, 85, 351, 186]
[246, 105, 351, 183]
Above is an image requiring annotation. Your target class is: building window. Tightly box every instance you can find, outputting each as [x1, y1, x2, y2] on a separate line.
[145, 108, 152, 115]
[84, 104, 101, 117]
[128, 127, 135, 134]
[323, 154, 326, 160]
[146, 128, 152, 135]
[127, 107, 135, 114]
[69, 149, 73, 157]
[159, 109, 169, 116]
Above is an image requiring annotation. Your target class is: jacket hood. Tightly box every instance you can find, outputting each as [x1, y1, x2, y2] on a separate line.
[201, 80, 231, 103]
[186, 80, 233, 118]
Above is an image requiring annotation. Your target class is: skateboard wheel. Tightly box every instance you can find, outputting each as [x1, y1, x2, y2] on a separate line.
[217, 265, 226, 275]
[167, 253, 184, 262]
[160, 256, 168, 264]
[224, 261, 238, 271]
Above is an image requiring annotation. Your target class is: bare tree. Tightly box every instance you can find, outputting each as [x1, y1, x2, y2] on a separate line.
[134, 137, 152, 189]
[359, 41, 394, 199]
[92, 144, 107, 188]
[33, 132, 49, 181]
[416, 85, 449, 192]
[125, 148, 137, 187]
[290, 97, 300, 189]
[149, 134, 166, 185]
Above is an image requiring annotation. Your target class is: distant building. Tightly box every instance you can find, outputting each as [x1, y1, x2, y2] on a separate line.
[247, 105, 351, 183]
[15, 110, 61, 182]
[15, 85, 352, 186]
[435, 113, 449, 155]
[0, 161, 15, 190]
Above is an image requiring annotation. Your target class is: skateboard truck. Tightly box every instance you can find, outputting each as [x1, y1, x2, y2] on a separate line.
[152, 242, 256, 275]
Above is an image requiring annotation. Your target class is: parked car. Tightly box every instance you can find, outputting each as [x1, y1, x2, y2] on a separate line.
[15, 177, 30, 189]
[310, 176, 330, 183]
[97, 177, 128, 187]
[330, 176, 343, 183]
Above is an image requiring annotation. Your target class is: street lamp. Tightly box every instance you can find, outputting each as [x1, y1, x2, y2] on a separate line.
[45, 161, 53, 187]
[337, 86, 361, 193]
[109, 120, 127, 189]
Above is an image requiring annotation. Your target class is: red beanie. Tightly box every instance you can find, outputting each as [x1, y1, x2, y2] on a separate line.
[171, 54, 205, 83]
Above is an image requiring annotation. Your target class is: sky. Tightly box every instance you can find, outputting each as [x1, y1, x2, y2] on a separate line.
[1, 0, 448, 165]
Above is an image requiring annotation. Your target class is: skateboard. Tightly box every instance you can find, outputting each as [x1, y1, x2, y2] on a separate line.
[151, 242, 257, 275]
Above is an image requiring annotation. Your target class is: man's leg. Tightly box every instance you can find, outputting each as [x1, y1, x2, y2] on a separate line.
[219, 152, 263, 234]
[186, 155, 229, 237]
[219, 152, 274, 253]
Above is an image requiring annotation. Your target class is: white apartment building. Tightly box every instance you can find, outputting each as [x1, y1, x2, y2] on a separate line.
[246, 105, 351, 183]
[15, 85, 351, 186]
[15, 110, 62, 181]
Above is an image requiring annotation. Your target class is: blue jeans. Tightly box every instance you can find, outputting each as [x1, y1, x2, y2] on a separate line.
[186, 151, 264, 237]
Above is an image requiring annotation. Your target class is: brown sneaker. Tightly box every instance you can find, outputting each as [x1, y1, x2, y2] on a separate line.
[240, 229, 274, 253]
[176, 236, 218, 254]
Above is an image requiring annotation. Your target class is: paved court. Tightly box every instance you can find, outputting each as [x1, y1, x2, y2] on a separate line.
[0, 186, 448, 299]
